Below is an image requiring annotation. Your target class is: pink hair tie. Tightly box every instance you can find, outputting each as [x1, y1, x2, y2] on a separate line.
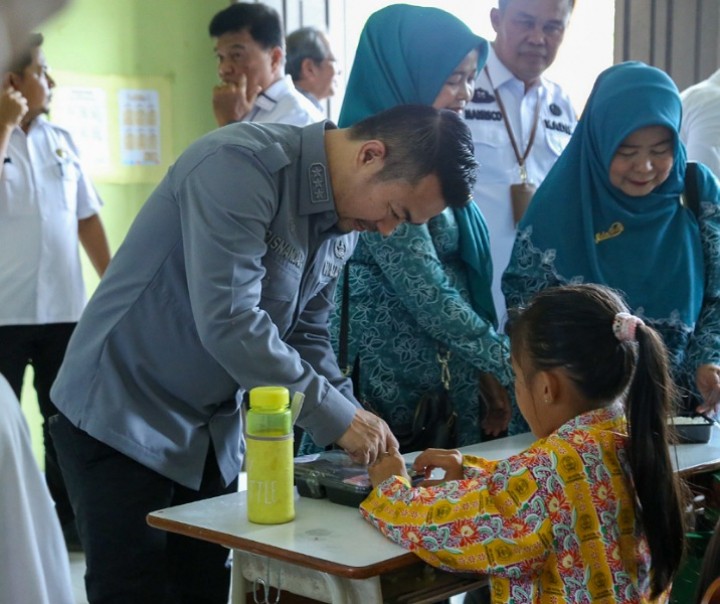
[613, 312, 644, 342]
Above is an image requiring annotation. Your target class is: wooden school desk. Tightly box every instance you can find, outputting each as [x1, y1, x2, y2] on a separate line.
[147, 429, 720, 603]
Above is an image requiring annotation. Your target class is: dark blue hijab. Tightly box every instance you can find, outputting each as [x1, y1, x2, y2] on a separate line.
[518, 62, 704, 324]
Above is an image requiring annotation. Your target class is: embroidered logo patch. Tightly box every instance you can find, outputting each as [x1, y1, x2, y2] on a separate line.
[472, 87, 495, 104]
[334, 238, 347, 260]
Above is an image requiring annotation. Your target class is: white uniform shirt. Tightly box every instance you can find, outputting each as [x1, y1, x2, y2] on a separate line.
[464, 46, 576, 324]
[0, 375, 74, 604]
[244, 74, 324, 126]
[681, 68, 720, 179]
[0, 117, 102, 325]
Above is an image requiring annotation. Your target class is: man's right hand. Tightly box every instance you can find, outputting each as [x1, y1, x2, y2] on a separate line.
[335, 408, 399, 466]
[0, 86, 28, 129]
[212, 74, 261, 127]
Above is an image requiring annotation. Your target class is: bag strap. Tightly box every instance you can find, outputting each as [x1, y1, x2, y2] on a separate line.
[684, 161, 701, 218]
[338, 265, 360, 392]
[437, 349, 452, 392]
[338, 264, 351, 373]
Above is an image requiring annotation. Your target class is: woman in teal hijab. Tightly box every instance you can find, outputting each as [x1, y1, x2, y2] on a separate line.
[300, 4, 514, 454]
[503, 61, 720, 414]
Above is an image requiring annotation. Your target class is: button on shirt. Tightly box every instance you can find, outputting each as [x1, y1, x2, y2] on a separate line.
[681, 68, 720, 179]
[0, 117, 102, 325]
[464, 46, 576, 323]
[244, 74, 324, 126]
[51, 120, 359, 490]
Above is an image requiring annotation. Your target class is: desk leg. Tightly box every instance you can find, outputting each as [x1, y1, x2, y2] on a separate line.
[230, 549, 247, 604]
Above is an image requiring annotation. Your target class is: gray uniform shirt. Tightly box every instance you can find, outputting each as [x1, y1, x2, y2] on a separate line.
[51, 120, 359, 489]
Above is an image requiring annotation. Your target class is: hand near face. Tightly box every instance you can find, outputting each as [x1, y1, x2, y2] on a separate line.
[211, 74, 261, 127]
[696, 364, 720, 415]
[0, 85, 28, 129]
[336, 407, 399, 466]
[412, 447, 464, 485]
[367, 447, 409, 487]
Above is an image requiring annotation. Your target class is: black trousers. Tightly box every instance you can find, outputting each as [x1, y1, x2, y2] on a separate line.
[0, 323, 76, 526]
[50, 412, 237, 604]
[51, 413, 238, 604]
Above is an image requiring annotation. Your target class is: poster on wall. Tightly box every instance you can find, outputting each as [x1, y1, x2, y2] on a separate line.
[51, 86, 111, 172]
[118, 89, 161, 166]
[51, 71, 172, 183]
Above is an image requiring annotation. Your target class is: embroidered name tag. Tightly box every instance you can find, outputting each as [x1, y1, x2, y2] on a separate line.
[464, 108, 502, 121]
[265, 231, 304, 267]
[595, 222, 624, 244]
[322, 261, 341, 279]
[543, 119, 572, 135]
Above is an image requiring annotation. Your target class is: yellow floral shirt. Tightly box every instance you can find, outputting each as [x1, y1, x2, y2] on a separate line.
[360, 403, 667, 603]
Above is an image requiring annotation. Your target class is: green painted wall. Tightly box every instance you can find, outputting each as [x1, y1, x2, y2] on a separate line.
[21, 0, 228, 464]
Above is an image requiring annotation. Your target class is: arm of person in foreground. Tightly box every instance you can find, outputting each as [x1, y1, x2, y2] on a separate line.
[286, 277, 399, 463]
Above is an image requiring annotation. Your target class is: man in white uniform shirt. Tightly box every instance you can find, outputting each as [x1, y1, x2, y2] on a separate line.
[681, 68, 720, 179]
[210, 2, 323, 128]
[0, 33, 111, 548]
[286, 26, 339, 115]
[464, 0, 576, 324]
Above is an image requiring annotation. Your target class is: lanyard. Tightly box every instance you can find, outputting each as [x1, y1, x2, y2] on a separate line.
[484, 66, 541, 182]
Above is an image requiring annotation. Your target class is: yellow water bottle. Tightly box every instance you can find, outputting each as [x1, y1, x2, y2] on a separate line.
[246, 386, 295, 524]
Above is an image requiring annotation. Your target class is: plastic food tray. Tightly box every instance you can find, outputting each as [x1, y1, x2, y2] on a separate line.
[669, 416, 713, 444]
[294, 449, 421, 507]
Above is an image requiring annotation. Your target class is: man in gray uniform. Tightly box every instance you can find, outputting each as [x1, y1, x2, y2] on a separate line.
[49, 105, 477, 603]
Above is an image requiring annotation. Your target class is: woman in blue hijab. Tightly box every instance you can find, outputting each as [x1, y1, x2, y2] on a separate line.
[503, 61, 720, 414]
[299, 5, 514, 454]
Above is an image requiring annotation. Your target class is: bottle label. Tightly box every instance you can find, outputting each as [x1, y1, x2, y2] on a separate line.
[246, 433, 294, 524]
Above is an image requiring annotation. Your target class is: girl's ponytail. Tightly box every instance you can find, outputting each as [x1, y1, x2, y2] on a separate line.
[626, 323, 686, 598]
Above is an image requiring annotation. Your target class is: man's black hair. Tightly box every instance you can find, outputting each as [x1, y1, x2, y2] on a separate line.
[209, 2, 283, 49]
[349, 105, 477, 209]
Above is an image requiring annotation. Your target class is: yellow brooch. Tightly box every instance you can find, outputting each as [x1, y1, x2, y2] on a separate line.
[595, 222, 624, 244]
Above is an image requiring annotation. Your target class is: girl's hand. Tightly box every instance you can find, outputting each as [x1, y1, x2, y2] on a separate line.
[696, 364, 720, 415]
[367, 447, 409, 488]
[412, 448, 464, 484]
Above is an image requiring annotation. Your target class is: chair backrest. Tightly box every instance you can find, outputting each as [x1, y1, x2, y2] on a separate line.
[701, 576, 720, 604]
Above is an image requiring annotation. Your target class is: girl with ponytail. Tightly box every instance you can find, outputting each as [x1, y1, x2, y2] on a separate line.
[361, 283, 686, 603]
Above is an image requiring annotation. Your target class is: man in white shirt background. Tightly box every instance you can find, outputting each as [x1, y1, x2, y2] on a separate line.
[209, 2, 323, 128]
[285, 26, 339, 115]
[464, 0, 577, 325]
[681, 68, 720, 179]
[0, 32, 111, 549]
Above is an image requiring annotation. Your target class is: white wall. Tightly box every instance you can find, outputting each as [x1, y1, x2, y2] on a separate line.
[332, 0, 615, 117]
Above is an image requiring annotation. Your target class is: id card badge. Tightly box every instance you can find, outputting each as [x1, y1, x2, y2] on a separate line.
[510, 165, 536, 225]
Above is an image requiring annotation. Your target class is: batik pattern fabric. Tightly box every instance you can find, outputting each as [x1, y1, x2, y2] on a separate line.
[501, 62, 720, 406]
[503, 184, 720, 401]
[298, 209, 512, 454]
[361, 403, 666, 604]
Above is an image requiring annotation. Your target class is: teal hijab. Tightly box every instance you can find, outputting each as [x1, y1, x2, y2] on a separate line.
[519, 62, 704, 324]
[339, 4, 497, 324]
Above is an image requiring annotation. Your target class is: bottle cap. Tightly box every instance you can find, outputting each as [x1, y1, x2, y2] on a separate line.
[249, 386, 289, 412]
